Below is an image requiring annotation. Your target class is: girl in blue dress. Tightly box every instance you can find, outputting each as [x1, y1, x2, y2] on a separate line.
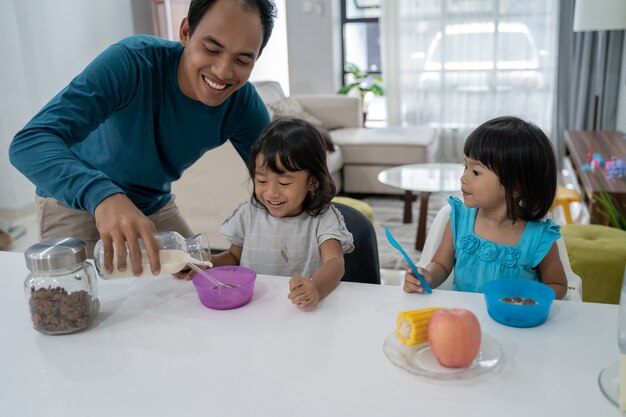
[404, 116, 568, 299]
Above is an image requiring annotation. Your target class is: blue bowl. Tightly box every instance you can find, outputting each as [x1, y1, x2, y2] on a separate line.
[483, 279, 555, 328]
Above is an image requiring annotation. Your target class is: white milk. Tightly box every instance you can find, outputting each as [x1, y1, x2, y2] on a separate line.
[103, 250, 199, 278]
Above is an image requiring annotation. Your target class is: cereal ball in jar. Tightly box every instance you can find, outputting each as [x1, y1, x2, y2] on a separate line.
[24, 238, 99, 335]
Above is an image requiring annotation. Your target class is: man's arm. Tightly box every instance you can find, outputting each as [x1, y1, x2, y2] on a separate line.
[9, 41, 163, 275]
[9, 42, 138, 213]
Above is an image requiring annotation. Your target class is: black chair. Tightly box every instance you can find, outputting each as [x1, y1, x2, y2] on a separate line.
[332, 202, 381, 285]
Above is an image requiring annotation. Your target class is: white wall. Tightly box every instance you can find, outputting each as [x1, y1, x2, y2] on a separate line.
[0, 0, 136, 215]
[616, 45, 626, 132]
[285, 0, 341, 95]
[249, 0, 290, 94]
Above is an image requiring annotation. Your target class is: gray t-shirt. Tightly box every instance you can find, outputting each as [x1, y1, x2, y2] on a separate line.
[220, 202, 355, 277]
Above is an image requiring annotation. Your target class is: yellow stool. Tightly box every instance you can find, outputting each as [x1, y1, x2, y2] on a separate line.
[551, 185, 581, 224]
[332, 196, 374, 222]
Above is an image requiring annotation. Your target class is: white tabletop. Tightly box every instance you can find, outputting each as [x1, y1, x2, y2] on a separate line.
[378, 163, 464, 193]
[0, 250, 619, 417]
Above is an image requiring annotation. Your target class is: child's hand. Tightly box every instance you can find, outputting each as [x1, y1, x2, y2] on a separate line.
[288, 275, 320, 309]
[173, 265, 195, 280]
[403, 266, 432, 294]
[173, 262, 212, 281]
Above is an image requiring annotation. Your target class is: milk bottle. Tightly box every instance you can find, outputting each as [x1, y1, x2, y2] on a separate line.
[94, 231, 210, 278]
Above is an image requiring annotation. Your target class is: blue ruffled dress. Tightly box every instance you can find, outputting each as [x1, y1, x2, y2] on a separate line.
[448, 196, 560, 293]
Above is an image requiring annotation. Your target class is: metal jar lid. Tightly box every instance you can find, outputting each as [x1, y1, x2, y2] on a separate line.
[24, 237, 87, 273]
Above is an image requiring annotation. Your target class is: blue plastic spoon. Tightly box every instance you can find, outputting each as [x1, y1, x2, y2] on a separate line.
[385, 227, 432, 294]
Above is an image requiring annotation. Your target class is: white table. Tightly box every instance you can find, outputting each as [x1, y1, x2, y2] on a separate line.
[0, 251, 619, 416]
[378, 163, 464, 250]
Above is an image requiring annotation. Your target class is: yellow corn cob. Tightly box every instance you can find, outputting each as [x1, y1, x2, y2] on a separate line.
[396, 307, 444, 346]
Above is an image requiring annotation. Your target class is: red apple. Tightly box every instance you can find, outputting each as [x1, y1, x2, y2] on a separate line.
[428, 308, 481, 368]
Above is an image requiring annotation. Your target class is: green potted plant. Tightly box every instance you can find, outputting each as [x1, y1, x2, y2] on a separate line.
[337, 63, 384, 123]
[595, 192, 626, 230]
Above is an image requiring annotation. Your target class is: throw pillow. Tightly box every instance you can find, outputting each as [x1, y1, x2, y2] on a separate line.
[268, 97, 325, 128]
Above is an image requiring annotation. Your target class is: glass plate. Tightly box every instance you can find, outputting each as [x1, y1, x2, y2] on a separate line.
[383, 332, 502, 380]
[598, 361, 619, 408]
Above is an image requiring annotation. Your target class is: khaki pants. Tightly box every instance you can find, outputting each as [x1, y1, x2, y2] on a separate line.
[36, 196, 193, 258]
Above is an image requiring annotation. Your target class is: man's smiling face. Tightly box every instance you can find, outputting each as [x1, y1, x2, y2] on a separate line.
[178, 0, 264, 106]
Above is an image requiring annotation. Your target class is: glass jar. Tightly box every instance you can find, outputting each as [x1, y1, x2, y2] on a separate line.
[93, 231, 210, 279]
[24, 238, 99, 335]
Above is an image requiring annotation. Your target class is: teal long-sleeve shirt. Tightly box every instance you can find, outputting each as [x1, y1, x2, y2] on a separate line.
[9, 35, 270, 215]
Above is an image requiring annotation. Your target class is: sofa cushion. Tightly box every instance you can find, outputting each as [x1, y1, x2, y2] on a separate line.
[331, 127, 435, 165]
[326, 145, 343, 174]
[331, 126, 435, 146]
[268, 97, 326, 126]
[252, 80, 286, 105]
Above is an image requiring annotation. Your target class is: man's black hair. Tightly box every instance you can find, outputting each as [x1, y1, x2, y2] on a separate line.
[187, 0, 277, 54]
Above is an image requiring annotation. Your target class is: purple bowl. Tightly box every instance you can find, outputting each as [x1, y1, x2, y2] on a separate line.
[192, 266, 256, 310]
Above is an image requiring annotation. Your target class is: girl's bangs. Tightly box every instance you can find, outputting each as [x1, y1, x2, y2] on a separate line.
[259, 142, 304, 174]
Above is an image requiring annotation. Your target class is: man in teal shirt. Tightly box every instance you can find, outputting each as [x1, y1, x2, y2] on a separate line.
[9, 0, 276, 277]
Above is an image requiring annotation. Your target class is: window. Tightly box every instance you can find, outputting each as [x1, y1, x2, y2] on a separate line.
[381, 0, 558, 131]
[341, 0, 386, 125]
[419, 22, 544, 91]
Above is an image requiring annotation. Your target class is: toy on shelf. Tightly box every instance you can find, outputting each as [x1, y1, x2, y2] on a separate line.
[605, 157, 626, 180]
[581, 153, 600, 171]
[587, 153, 605, 171]
[581, 151, 625, 179]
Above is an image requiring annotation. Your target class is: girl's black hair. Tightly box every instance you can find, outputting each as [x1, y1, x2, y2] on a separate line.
[464, 116, 557, 221]
[187, 0, 277, 55]
[248, 118, 336, 216]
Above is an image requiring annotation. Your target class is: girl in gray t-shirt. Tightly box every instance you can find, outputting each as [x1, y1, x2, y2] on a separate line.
[211, 119, 354, 309]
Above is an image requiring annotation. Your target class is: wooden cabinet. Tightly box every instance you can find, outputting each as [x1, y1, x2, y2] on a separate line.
[564, 130, 626, 224]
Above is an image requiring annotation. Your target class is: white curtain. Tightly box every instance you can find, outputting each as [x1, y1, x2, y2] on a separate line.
[381, 0, 559, 162]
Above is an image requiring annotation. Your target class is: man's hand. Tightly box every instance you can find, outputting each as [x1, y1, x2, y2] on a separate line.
[288, 275, 320, 309]
[94, 193, 159, 276]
